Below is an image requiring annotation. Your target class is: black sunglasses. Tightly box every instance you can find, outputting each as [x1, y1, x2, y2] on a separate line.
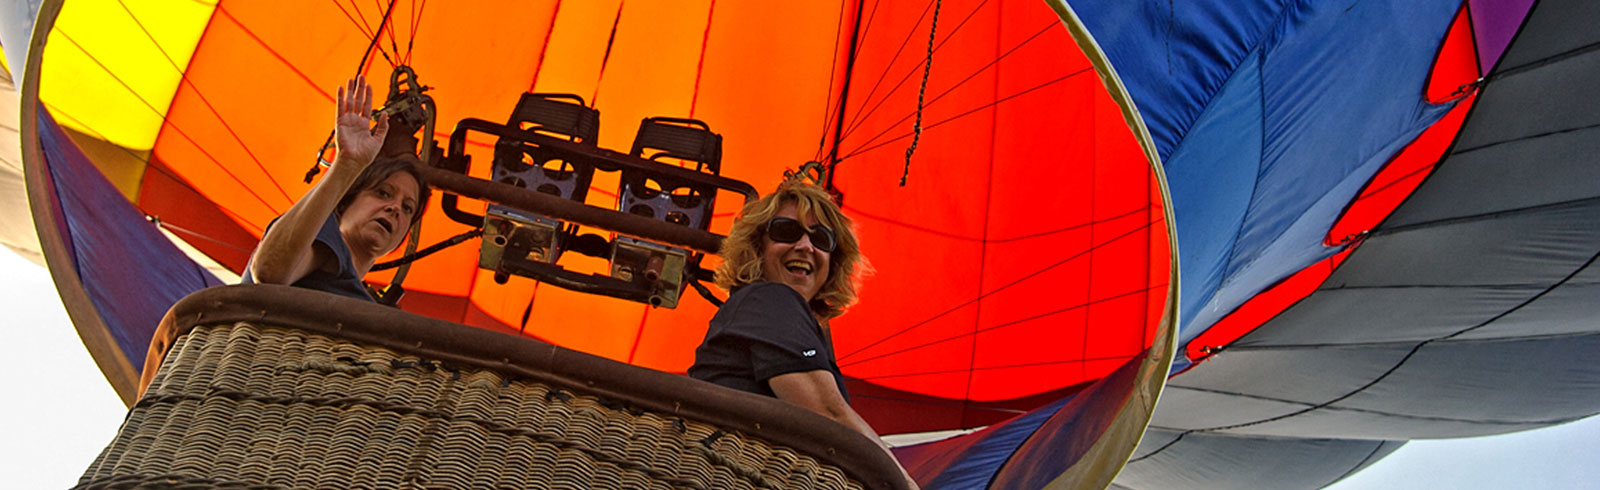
[764, 217, 838, 253]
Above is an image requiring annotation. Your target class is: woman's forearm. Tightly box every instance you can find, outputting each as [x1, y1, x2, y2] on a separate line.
[769, 370, 921, 489]
[831, 404, 920, 489]
[247, 157, 362, 284]
[824, 402, 885, 447]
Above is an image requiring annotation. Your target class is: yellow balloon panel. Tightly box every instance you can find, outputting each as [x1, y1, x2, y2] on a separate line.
[40, 0, 216, 151]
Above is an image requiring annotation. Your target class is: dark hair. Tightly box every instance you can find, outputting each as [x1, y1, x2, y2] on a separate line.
[335, 155, 432, 227]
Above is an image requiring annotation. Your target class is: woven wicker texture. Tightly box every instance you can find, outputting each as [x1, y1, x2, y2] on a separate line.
[78, 322, 863, 490]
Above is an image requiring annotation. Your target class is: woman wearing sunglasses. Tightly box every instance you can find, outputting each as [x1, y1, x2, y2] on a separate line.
[690, 182, 918, 489]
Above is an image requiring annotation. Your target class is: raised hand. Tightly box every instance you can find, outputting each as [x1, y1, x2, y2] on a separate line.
[333, 75, 390, 170]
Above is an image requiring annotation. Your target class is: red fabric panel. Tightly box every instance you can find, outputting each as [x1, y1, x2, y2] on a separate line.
[1426, 4, 1480, 104]
[1186, 248, 1353, 362]
[831, 0, 1167, 413]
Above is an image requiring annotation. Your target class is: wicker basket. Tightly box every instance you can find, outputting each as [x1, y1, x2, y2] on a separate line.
[77, 285, 907, 490]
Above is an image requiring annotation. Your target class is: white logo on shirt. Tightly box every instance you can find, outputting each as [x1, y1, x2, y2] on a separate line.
[803, 349, 818, 357]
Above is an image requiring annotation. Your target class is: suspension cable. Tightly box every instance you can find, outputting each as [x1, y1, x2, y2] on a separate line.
[372, 228, 483, 271]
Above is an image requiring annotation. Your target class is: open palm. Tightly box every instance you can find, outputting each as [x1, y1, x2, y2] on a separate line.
[333, 75, 390, 169]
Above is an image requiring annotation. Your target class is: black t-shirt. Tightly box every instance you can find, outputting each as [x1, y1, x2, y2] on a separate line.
[240, 213, 375, 302]
[688, 282, 848, 401]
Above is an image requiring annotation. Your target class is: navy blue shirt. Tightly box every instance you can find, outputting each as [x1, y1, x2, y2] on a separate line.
[241, 213, 375, 301]
[689, 282, 848, 401]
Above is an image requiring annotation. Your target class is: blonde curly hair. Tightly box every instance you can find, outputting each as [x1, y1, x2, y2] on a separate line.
[716, 182, 864, 318]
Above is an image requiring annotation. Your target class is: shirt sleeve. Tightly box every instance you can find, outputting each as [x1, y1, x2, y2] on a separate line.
[239, 214, 354, 284]
[720, 283, 834, 382]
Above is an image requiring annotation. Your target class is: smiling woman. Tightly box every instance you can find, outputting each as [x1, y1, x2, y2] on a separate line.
[240, 75, 431, 301]
[687, 181, 921, 488]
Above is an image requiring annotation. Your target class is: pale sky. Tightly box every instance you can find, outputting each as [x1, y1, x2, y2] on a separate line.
[2, 246, 1596, 489]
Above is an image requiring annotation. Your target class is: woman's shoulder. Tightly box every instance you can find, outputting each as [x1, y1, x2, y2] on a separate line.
[713, 282, 813, 328]
[726, 282, 808, 309]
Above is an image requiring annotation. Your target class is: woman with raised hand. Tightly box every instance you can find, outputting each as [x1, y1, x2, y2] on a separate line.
[242, 75, 431, 301]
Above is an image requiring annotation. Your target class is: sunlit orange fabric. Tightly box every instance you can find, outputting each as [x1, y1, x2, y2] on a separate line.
[121, 0, 1166, 431]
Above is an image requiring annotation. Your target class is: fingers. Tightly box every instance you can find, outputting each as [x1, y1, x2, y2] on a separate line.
[350, 76, 361, 113]
[361, 79, 373, 116]
[336, 75, 372, 117]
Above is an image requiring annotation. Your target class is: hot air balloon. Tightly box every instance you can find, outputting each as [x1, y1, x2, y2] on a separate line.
[1111, 0, 1600, 487]
[9, 0, 1598, 487]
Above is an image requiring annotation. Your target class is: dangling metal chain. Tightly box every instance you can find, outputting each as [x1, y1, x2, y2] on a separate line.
[900, 0, 942, 187]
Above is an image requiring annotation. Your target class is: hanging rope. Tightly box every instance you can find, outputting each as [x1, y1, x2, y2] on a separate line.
[900, 0, 942, 187]
[688, 275, 724, 307]
[306, 0, 404, 183]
